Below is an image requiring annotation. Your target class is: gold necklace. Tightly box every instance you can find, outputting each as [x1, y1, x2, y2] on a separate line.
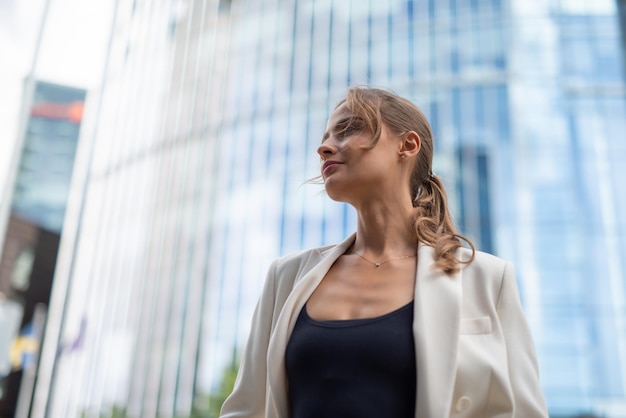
[353, 252, 416, 268]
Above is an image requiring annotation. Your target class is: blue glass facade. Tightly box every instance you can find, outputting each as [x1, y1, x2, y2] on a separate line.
[12, 82, 85, 233]
[28, 0, 626, 417]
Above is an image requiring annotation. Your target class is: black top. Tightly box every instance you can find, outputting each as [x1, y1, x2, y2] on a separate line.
[285, 301, 416, 418]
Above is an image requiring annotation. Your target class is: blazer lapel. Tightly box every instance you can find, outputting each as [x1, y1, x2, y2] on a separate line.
[267, 233, 357, 418]
[413, 243, 462, 418]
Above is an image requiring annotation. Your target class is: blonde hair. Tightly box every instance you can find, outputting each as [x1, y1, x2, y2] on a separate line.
[338, 86, 475, 274]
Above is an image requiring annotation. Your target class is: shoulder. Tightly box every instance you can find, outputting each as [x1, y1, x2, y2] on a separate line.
[265, 243, 336, 290]
[272, 243, 335, 273]
[458, 247, 513, 300]
[460, 247, 509, 275]
[256, 242, 341, 313]
[261, 234, 355, 302]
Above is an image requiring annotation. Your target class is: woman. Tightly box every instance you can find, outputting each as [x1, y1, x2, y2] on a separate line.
[220, 86, 548, 417]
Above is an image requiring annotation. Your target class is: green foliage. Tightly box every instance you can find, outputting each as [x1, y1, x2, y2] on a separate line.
[79, 404, 127, 418]
[107, 405, 128, 418]
[180, 354, 240, 418]
[204, 358, 239, 418]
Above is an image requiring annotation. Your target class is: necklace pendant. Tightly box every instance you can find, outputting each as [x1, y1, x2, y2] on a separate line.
[375, 262, 381, 267]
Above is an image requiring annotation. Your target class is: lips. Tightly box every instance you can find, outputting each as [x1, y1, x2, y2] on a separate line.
[322, 160, 343, 175]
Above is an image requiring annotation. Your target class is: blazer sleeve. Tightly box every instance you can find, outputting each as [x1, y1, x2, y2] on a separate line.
[497, 261, 549, 417]
[220, 259, 279, 418]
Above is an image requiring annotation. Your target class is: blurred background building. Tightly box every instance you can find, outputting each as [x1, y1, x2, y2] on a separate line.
[0, 0, 625, 417]
[0, 79, 85, 417]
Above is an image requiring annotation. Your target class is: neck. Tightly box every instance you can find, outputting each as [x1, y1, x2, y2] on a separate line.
[351, 196, 417, 258]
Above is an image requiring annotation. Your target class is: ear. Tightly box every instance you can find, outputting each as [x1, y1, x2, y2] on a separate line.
[399, 131, 421, 159]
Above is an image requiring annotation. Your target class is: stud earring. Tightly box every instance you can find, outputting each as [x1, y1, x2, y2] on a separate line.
[400, 155, 405, 159]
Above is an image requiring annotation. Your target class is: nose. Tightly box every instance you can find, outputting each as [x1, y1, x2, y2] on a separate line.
[317, 142, 336, 159]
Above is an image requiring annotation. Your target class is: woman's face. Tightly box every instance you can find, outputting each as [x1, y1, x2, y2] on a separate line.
[317, 103, 403, 204]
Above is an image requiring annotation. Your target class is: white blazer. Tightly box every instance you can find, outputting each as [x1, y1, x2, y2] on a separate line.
[220, 234, 548, 417]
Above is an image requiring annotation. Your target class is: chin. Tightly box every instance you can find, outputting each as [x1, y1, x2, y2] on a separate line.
[323, 185, 352, 204]
[323, 184, 341, 200]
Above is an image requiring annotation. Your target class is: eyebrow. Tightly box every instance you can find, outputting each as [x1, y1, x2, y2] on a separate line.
[321, 116, 363, 142]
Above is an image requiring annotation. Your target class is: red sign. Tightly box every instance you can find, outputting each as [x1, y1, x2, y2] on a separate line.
[30, 101, 84, 124]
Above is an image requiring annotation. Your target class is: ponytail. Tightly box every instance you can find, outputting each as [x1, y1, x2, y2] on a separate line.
[412, 174, 475, 275]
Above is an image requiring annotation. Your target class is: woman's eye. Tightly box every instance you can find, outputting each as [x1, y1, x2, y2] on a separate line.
[336, 124, 362, 138]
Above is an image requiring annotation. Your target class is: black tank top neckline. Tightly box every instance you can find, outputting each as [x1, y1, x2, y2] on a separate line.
[302, 300, 414, 328]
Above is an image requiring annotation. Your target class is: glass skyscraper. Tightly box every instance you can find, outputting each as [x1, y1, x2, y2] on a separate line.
[26, 0, 626, 417]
